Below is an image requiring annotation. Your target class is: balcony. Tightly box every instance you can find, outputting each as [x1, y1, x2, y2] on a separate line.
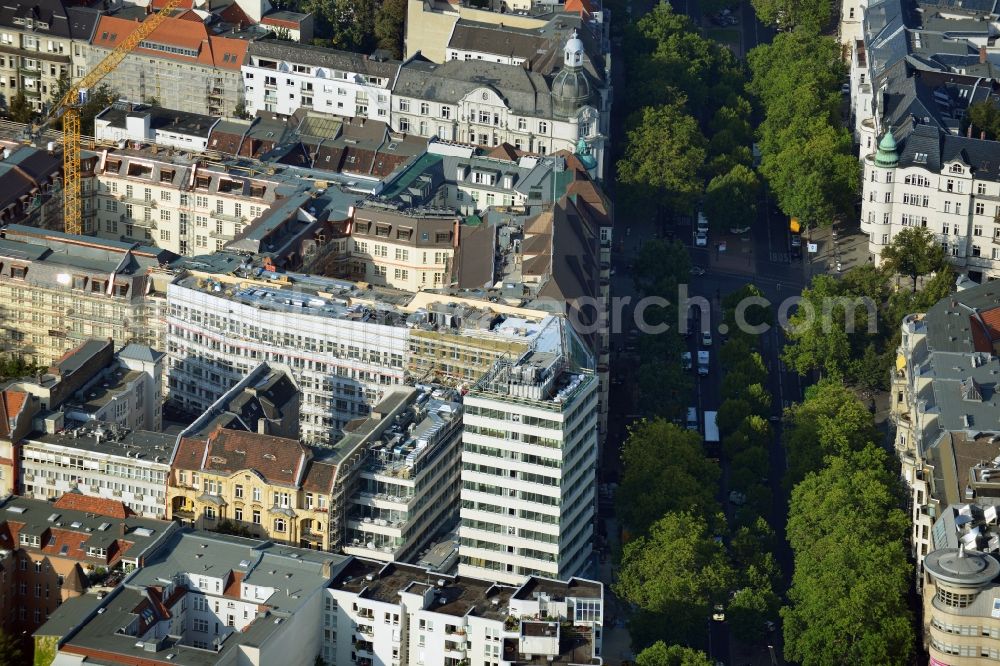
[209, 229, 235, 241]
[210, 209, 246, 224]
[207, 87, 224, 97]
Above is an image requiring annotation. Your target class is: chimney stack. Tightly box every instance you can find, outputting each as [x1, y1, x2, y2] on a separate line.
[982, 47, 989, 63]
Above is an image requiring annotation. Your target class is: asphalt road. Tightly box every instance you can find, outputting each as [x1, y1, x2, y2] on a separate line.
[604, 0, 787, 662]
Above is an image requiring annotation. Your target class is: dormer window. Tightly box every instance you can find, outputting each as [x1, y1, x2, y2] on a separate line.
[950, 163, 964, 174]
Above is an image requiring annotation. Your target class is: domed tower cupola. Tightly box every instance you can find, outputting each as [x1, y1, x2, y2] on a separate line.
[564, 29, 585, 68]
[551, 30, 593, 118]
[874, 129, 899, 168]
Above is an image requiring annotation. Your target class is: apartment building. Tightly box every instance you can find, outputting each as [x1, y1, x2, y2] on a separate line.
[241, 38, 398, 119]
[861, 125, 1000, 282]
[0, 224, 176, 366]
[892, 281, 1000, 577]
[83, 12, 248, 117]
[0, 143, 67, 228]
[0, 0, 103, 112]
[322, 385, 463, 562]
[391, 34, 608, 178]
[459, 349, 598, 585]
[922, 503, 1000, 664]
[21, 420, 174, 518]
[348, 203, 458, 291]
[168, 427, 338, 550]
[47, 529, 348, 665]
[0, 493, 176, 641]
[326, 557, 603, 666]
[91, 148, 295, 256]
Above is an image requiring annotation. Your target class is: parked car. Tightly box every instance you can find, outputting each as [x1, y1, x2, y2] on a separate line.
[729, 225, 751, 234]
[697, 212, 710, 232]
[790, 233, 802, 248]
[841, 82, 851, 95]
[690, 265, 706, 276]
[695, 230, 708, 247]
[712, 604, 726, 622]
[701, 330, 713, 347]
[681, 351, 693, 371]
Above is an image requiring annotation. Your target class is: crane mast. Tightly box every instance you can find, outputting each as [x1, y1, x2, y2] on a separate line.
[40, 0, 184, 234]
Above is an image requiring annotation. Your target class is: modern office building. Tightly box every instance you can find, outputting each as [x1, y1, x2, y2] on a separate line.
[329, 385, 463, 562]
[20, 420, 174, 518]
[45, 528, 348, 665]
[326, 557, 604, 666]
[165, 270, 410, 443]
[459, 349, 598, 585]
[0, 224, 176, 366]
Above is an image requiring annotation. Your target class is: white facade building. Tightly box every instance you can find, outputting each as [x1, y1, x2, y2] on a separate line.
[391, 35, 608, 178]
[861, 124, 1000, 281]
[241, 39, 397, 119]
[63, 343, 165, 433]
[459, 351, 598, 585]
[21, 421, 173, 518]
[166, 271, 409, 444]
[325, 557, 603, 666]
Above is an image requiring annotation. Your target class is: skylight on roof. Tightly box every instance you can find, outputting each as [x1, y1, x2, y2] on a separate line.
[98, 522, 111, 532]
[70, 521, 82, 529]
[132, 527, 154, 537]
[239, 559, 251, 568]
[915, 152, 928, 163]
[5, 506, 26, 514]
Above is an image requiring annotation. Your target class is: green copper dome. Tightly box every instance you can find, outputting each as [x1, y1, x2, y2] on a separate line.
[575, 137, 598, 171]
[874, 130, 899, 168]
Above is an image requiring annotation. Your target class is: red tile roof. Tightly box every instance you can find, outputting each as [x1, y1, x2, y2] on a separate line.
[91, 15, 248, 70]
[53, 493, 135, 519]
[0, 389, 28, 440]
[174, 428, 310, 487]
[981, 306, 1000, 341]
[219, 2, 253, 27]
[486, 143, 522, 162]
[260, 15, 303, 28]
[564, 0, 596, 16]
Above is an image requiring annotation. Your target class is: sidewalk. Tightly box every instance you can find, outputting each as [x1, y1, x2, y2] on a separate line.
[598, 516, 633, 665]
[804, 223, 871, 279]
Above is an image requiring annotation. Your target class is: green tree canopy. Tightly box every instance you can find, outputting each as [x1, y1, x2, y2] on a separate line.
[617, 420, 721, 533]
[967, 100, 1000, 139]
[782, 379, 879, 486]
[8, 89, 32, 124]
[616, 511, 734, 646]
[636, 642, 714, 666]
[373, 0, 406, 58]
[617, 103, 707, 215]
[783, 446, 914, 665]
[703, 164, 760, 234]
[879, 226, 948, 292]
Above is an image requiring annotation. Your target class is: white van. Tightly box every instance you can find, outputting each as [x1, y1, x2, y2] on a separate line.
[686, 407, 699, 430]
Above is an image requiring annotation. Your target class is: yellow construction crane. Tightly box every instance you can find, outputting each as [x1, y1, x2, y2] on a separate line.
[35, 0, 184, 234]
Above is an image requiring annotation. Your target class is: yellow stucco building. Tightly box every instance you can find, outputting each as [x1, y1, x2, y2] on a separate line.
[167, 427, 336, 550]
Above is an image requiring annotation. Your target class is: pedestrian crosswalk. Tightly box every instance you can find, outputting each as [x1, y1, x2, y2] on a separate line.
[770, 251, 790, 263]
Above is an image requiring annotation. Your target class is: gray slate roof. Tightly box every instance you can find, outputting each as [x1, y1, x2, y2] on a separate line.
[117, 344, 164, 363]
[247, 38, 400, 80]
[0, 0, 100, 39]
[394, 58, 555, 118]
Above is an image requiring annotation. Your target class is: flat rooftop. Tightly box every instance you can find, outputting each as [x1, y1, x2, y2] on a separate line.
[25, 422, 175, 464]
[330, 559, 513, 620]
